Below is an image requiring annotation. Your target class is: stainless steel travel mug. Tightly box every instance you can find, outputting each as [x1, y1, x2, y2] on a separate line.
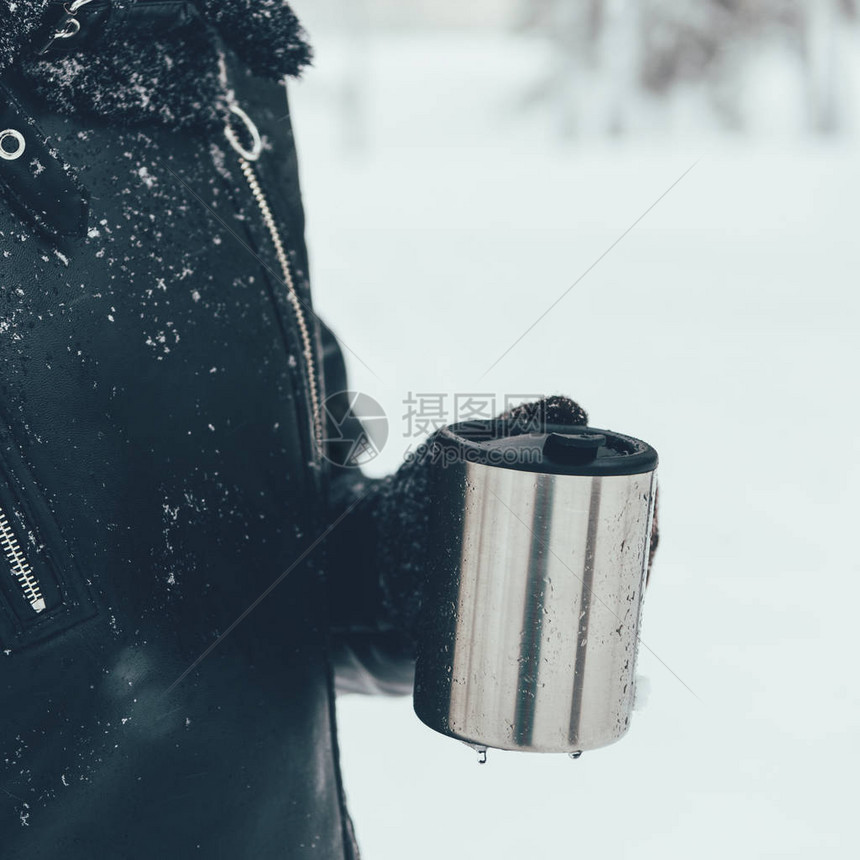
[413, 420, 658, 755]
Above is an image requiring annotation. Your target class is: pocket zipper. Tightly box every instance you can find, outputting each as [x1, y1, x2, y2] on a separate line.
[0, 424, 97, 650]
[224, 103, 324, 459]
[0, 503, 46, 613]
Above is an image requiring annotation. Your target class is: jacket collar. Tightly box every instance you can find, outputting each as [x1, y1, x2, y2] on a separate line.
[3, 0, 311, 129]
[2, 0, 311, 80]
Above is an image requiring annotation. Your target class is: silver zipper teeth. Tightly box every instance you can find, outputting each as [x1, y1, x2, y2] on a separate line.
[235, 157, 324, 459]
[0, 506, 46, 613]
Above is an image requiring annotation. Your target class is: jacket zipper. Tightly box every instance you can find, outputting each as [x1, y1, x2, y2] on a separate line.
[224, 103, 324, 460]
[0, 421, 98, 650]
[0, 504, 46, 613]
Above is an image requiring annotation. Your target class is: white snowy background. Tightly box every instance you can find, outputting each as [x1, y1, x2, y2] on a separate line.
[288, 3, 860, 858]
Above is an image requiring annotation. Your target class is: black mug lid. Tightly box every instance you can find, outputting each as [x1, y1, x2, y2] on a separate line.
[435, 419, 658, 477]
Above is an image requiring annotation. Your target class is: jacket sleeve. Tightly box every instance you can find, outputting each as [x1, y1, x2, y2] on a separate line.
[319, 321, 425, 697]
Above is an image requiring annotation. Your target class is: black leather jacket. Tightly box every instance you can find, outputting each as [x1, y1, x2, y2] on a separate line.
[0, 12, 413, 859]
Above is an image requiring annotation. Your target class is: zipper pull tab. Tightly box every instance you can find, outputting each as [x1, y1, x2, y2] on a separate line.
[38, 0, 96, 55]
[224, 103, 263, 162]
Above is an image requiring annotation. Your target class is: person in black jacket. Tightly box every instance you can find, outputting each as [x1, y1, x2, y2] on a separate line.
[0, 3, 654, 857]
[0, 3, 418, 856]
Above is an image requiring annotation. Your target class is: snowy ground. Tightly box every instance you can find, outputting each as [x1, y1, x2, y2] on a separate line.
[288, 30, 860, 860]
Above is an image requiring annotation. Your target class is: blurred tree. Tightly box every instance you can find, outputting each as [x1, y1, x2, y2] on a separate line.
[517, 0, 858, 134]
